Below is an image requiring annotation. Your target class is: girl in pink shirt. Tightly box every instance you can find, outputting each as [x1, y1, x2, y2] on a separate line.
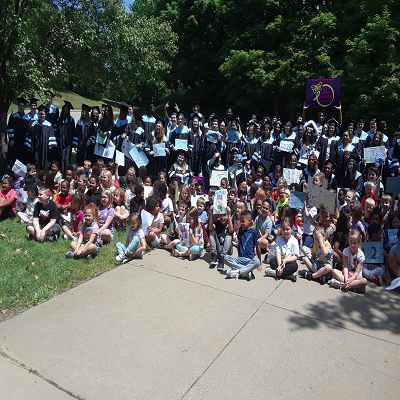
[0, 175, 17, 220]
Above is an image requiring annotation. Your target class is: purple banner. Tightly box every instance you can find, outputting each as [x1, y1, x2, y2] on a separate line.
[306, 78, 341, 108]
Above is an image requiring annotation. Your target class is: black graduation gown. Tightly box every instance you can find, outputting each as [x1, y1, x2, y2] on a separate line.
[257, 138, 276, 173]
[141, 115, 155, 138]
[170, 127, 191, 167]
[75, 120, 93, 166]
[25, 120, 56, 169]
[330, 142, 360, 179]
[202, 132, 222, 178]
[188, 130, 204, 176]
[316, 135, 339, 168]
[275, 133, 300, 168]
[57, 116, 75, 172]
[46, 105, 59, 128]
[6, 112, 30, 165]
[147, 137, 168, 179]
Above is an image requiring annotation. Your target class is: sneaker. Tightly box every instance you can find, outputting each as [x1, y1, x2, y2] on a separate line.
[263, 254, 269, 264]
[63, 234, 70, 240]
[173, 249, 180, 257]
[27, 234, 34, 240]
[288, 272, 297, 282]
[265, 267, 277, 278]
[356, 286, 366, 294]
[116, 253, 128, 263]
[205, 245, 211, 253]
[46, 235, 56, 242]
[371, 276, 382, 286]
[226, 269, 240, 280]
[299, 270, 312, 280]
[189, 253, 196, 261]
[330, 278, 344, 289]
[245, 271, 255, 281]
[86, 254, 93, 260]
[320, 275, 327, 285]
[66, 251, 75, 258]
[209, 253, 218, 268]
[217, 257, 225, 271]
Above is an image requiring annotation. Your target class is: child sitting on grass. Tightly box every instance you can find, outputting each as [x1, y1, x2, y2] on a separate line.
[254, 199, 273, 258]
[265, 217, 298, 282]
[330, 229, 367, 293]
[113, 188, 129, 232]
[225, 210, 262, 280]
[145, 194, 163, 247]
[17, 183, 38, 223]
[299, 225, 333, 285]
[66, 202, 101, 260]
[115, 212, 147, 264]
[209, 205, 233, 271]
[62, 193, 85, 240]
[27, 186, 61, 242]
[385, 228, 400, 287]
[0, 175, 17, 221]
[161, 201, 188, 249]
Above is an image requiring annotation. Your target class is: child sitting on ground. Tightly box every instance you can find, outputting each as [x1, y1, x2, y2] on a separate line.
[130, 184, 145, 214]
[225, 210, 262, 280]
[0, 175, 17, 221]
[115, 212, 147, 264]
[145, 194, 163, 247]
[66, 202, 101, 260]
[197, 197, 207, 223]
[265, 217, 298, 282]
[253, 199, 273, 259]
[232, 201, 246, 246]
[362, 223, 384, 286]
[55, 180, 72, 217]
[172, 206, 204, 261]
[331, 229, 368, 293]
[113, 188, 129, 232]
[299, 225, 333, 285]
[62, 193, 85, 240]
[17, 183, 38, 223]
[209, 205, 233, 271]
[161, 201, 188, 249]
[386, 228, 400, 286]
[27, 186, 61, 241]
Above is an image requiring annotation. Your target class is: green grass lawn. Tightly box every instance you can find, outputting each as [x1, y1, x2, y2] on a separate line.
[0, 218, 127, 315]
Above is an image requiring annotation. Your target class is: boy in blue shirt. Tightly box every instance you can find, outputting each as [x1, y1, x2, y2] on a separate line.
[225, 210, 261, 280]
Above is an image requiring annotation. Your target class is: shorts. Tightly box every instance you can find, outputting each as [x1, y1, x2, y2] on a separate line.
[27, 222, 61, 235]
[310, 260, 328, 271]
[81, 242, 100, 255]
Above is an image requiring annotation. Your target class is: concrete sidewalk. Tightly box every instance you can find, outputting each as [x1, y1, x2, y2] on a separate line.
[1, 250, 399, 399]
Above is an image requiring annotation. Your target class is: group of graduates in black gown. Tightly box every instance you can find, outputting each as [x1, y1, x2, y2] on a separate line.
[6, 94, 400, 198]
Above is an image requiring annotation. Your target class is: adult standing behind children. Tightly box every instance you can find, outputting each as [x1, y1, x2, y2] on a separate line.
[26, 187, 61, 241]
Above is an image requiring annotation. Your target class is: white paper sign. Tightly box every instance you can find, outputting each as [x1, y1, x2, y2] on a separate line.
[115, 150, 125, 166]
[121, 137, 134, 160]
[178, 223, 190, 248]
[12, 159, 27, 177]
[299, 145, 320, 165]
[210, 170, 228, 187]
[388, 229, 399, 245]
[153, 143, 166, 157]
[143, 185, 153, 199]
[307, 185, 336, 214]
[207, 130, 220, 143]
[175, 139, 188, 150]
[361, 242, 384, 264]
[94, 139, 116, 159]
[280, 140, 294, 152]
[228, 162, 240, 178]
[364, 146, 386, 164]
[129, 146, 149, 167]
[213, 189, 227, 214]
[141, 209, 154, 235]
[283, 168, 302, 184]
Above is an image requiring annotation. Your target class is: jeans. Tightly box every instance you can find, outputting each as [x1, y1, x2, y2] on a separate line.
[302, 233, 314, 248]
[209, 232, 233, 257]
[116, 236, 144, 258]
[269, 256, 298, 277]
[176, 242, 203, 256]
[224, 255, 260, 277]
[362, 264, 384, 279]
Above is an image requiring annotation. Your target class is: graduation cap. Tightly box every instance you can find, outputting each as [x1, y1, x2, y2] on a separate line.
[81, 104, 91, 112]
[192, 100, 200, 107]
[346, 118, 356, 127]
[210, 110, 219, 117]
[155, 117, 165, 127]
[356, 116, 367, 124]
[250, 112, 260, 120]
[45, 90, 55, 98]
[210, 115, 220, 123]
[127, 102, 136, 107]
[64, 100, 74, 110]
[229, 147, 239, 154]
[220, 117, 227, 126]
[324, 158, 337, 170]
[347, 154, 361, 164]
[37, 104, 49, 113]
[16, 97, 28, 104]
[29, 98, 38, 105]
[91, 106, 100, 113]
[133, 112, 142, 123]
[263, 120, 273, 130]
[147, 102, 155, 110]
[101, 104, 108, 109]
[231, 117, 241, 126]
[379, 117, 389, 126]
[327, 118, 339, 127]
[318, 108, 328, 116]
[369, 115, 378, 122]
[226, 105, 235, 112]
[284, 116, 295, 125]
[178, 110, 189, 121]
[190, 113, 200, 121]
[272, 114, 280, 120]
[119, 102, 130, 112]
[247, 121, 259, 129]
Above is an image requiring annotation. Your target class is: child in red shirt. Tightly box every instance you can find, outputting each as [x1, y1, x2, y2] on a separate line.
[0, 175, 17, 220]
[62, 193, 85, 240]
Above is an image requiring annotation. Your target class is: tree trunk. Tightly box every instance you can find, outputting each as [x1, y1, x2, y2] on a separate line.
[0, 111, 9, 176]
